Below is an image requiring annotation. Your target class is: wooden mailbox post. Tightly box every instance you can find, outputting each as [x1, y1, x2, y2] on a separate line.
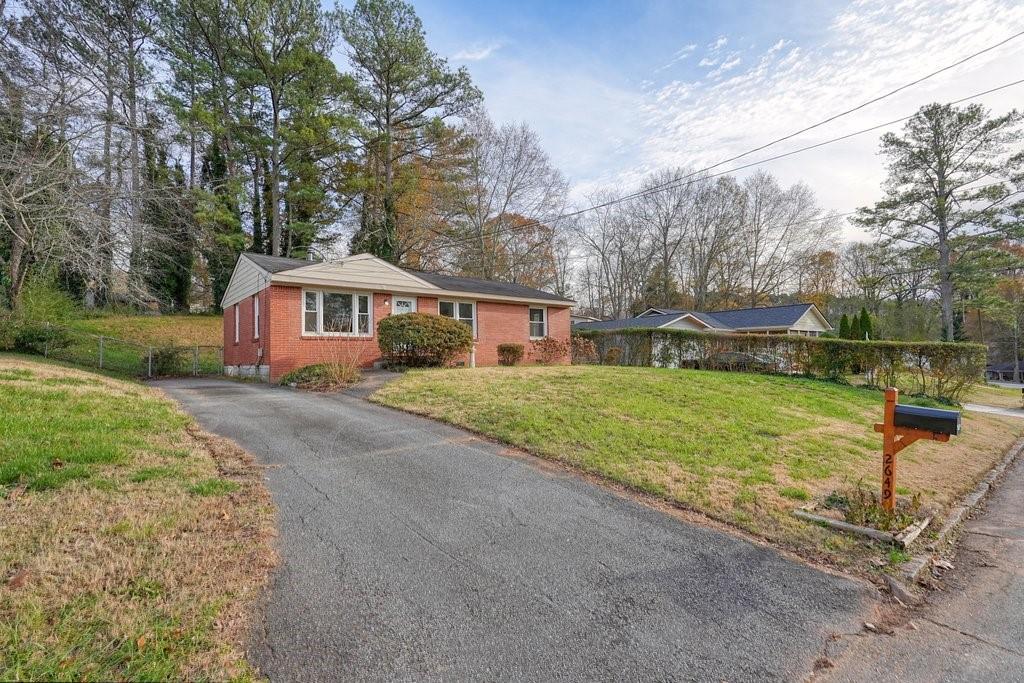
[873, 388, 961, 512]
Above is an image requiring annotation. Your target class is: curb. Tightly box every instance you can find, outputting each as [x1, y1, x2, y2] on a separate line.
[897, 436, 1024, 587]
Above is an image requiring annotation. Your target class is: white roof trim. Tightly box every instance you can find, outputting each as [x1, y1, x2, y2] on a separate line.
[657, 313, 714, 330]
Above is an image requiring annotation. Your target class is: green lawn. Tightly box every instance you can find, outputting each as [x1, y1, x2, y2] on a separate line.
[966, 382, 1023, 409]
[0, 354, 274, 680]
[374, 366, 1022, 565]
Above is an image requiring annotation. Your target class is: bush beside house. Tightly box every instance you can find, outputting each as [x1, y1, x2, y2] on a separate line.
[377, 312, 474, 368]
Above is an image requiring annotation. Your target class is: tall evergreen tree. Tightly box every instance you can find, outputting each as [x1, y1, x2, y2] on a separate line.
[859, 307, 873, 340]
[850, 313, 863, 341]
[856, 103, 1024, 341]
[839, 313, 851, 339]
[341, 0, 480, 263]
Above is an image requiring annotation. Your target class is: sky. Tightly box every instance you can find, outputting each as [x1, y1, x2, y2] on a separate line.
[397, 0, 1024, 242]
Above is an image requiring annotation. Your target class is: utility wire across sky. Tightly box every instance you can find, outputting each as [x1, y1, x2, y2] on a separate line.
[424, 29, 1024, 254]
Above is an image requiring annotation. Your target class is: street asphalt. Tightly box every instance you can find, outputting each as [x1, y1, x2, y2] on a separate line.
[157, 378, 874, 682]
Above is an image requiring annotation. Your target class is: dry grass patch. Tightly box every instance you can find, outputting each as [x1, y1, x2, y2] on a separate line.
[373, 366, 1022, 568]
[68, 314, 223, 346]
[0, 355, 276, 681]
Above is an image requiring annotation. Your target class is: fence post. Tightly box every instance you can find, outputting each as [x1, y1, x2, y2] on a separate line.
[44, 322, 50, 358]
[147, 347, 153, 378]
[192, 346, 199, 376]
[98, 336, 105, 369]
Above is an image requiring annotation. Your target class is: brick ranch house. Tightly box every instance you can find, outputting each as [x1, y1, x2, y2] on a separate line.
[220, 252, 575, 381]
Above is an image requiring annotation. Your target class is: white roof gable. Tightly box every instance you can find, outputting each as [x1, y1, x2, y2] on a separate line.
[273, 253, 436, 292]
[221, 254, 272, 308]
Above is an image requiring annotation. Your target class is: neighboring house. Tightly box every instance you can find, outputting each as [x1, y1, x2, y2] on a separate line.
[220, 252, 574, 381]
[573, 303, 832, 336]
[570, 312, 602, 325]
[986, 363, 1023, 382]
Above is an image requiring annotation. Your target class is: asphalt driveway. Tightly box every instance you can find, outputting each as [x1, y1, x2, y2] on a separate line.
[158, 378, 874, 681]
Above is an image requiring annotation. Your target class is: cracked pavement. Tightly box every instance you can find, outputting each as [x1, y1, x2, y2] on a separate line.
[825, 454, 1024, 682]
[158, 378, 873, 681]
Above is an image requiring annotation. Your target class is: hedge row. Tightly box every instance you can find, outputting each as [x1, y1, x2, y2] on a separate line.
[574, 328, 987, 402]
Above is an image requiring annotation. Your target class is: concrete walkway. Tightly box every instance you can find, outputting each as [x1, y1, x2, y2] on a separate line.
[824, 455, 1024, 682]
[963, 403, 1024, 419]
[157, 378, 874, 682]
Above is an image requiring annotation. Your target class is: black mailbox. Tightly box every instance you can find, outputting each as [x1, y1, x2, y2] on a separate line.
[893, 404, 961, 436]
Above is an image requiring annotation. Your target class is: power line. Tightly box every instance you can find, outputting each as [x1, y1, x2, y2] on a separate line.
[432, 77, 1024, 254]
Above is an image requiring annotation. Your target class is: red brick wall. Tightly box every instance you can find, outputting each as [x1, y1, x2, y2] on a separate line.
[246, 284, 571, 381]
[472, 301, 571, 366]
[264, 286, 387, 381]
[223, 287, 270, 368]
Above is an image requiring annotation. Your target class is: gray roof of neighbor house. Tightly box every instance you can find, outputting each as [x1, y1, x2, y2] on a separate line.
[241, 252, 572, 303]
[705, 303, 818, 330]
[573, 310, 731, 331]
[573, 303, 829, 332]
[572, 313, 691, 331]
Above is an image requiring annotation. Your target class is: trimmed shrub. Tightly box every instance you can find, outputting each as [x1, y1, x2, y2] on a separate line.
[577, 327, 986, 402]
[377, 312, 473, 368]
[530, 337, 569, 365]
[570, 335, 598, 364]
[280, 362, 360, 391]
[497, 343, 524, 366]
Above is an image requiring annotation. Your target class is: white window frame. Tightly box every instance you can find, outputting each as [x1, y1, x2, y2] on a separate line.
[392, 294, 417, 315]
[439, 299, 477, 338]
[301, 288, 373, 338]
[529, 306, 548, 339]
[233, 304, 239, 344]
[253, 295, 260, 339]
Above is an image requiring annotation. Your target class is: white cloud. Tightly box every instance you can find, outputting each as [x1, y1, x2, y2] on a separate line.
[453, 42, 504, 61]
[621, 0, 1024, 238]
[654, 43, 697, 73]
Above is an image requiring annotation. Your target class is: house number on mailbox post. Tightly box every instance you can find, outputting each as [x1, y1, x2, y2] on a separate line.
[873, 387, 961, 512]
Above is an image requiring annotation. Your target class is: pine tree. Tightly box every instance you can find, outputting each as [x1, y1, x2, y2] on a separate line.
[850, 313, 863, 341]
[859, 307, 873, 340]
[839, 313, 851, 339]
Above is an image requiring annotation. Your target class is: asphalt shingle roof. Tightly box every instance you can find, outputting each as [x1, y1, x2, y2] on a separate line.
[244, 253, 314, 273]
[404, 269, 572, 303]
[572, 313, 691, 331]
[240, 252, 572, 303]
[705, 303, 815, 330]
[573, 303, 826, 332]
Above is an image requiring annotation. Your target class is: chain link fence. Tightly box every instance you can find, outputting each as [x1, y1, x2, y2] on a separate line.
[35, 323, 223, 378]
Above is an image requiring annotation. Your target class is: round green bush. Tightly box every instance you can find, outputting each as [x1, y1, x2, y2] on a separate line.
[377, 312, 473, 368]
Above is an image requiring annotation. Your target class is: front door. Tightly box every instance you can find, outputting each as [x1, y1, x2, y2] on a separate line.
[393, 296, 417, 315]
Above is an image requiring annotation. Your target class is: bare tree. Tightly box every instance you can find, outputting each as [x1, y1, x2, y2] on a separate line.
[450, 111, 568, 285]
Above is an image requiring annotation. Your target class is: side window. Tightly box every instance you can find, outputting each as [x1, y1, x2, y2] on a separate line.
[233, 304, 239, 343]
[529, 307, 546, 338]
[303, 291, 319, 333]
[253, 296, 260, 339]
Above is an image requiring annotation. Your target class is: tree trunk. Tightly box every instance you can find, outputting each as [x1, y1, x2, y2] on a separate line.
[270, 97, 281, 256]
[937, 237, 954, 341]
[127, 29, 143, 286]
